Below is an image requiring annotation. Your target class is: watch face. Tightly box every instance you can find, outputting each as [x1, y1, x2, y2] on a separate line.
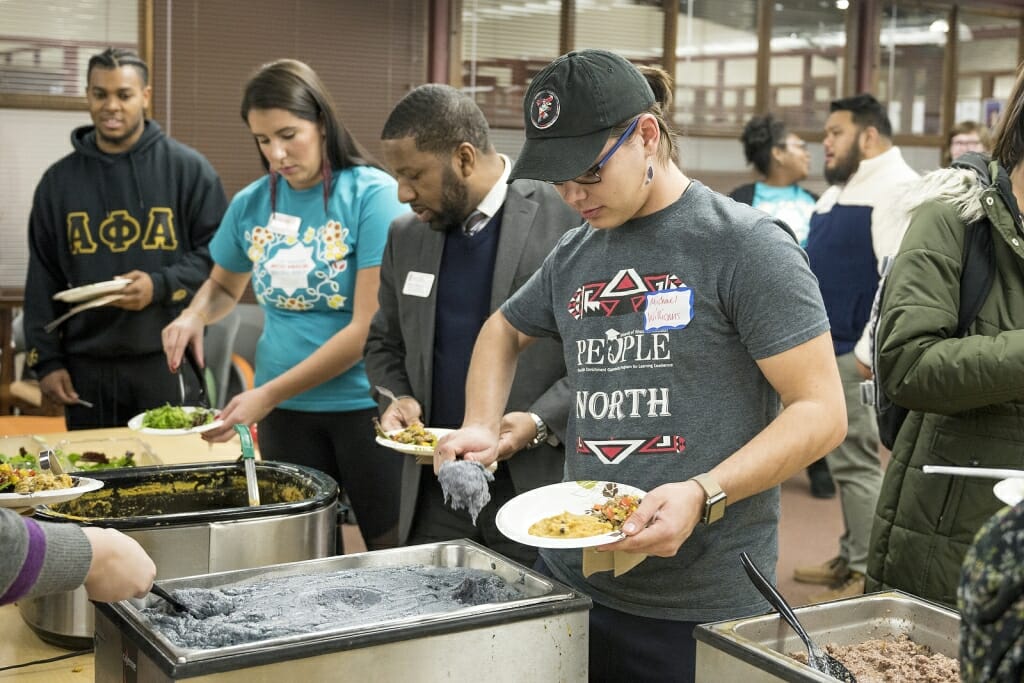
[706, 493, 727, 524]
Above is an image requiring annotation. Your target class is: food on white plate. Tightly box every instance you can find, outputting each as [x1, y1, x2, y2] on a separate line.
[529, 490, 644, 539]
[0, 463, 74, 494]
[373, 419, 438, 448]
[529, 511, 613, 538]
[142, 404, 215, 430]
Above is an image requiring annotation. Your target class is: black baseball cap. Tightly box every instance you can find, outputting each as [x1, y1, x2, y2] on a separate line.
[509, 49, 655, 184]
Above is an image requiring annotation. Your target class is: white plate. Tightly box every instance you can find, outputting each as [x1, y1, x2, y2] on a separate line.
[0, 476, 104, 509]
[994, 478, 1024, 506]
[128, 407, 223, 436]
[495, 480, 646, 549]
[375, 427, 453, 457]
[53, 278, 131, 303]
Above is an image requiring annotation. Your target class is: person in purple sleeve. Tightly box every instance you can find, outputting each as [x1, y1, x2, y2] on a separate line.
[1, 508, 155, 605]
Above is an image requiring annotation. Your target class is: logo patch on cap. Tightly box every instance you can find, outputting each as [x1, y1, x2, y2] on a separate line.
[530, 90, 560, 130]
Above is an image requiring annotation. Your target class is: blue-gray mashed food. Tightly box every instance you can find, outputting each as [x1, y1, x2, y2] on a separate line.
[142, 566, 524, 649]
[438, 460, 493, 524]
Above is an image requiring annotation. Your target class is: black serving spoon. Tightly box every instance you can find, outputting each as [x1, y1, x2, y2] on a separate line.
[739, 552, 857, 682]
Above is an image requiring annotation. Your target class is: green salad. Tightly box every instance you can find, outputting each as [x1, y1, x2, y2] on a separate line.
[142, 404, 215, 429]
[0, 447, 135, 471]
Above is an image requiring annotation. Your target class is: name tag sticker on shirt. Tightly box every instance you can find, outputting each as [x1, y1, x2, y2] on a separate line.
[643, 287, 693, 332]
[403, 271, 435, 298]
[267, 212, 302, 237]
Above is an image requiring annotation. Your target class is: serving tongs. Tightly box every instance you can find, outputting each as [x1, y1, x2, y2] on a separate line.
[38, 449, 66, 476]
[149, 583, 197, 617]
[233, 424, 260, 506]
[740, 552, 857, 682]
[923, 465, 1024, 480]
[180, 346, 212, 411]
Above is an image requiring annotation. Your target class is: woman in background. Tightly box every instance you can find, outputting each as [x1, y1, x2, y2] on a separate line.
[730, 114, 833, 499]
[162, 59, 407, 550]
[730, 113, 816, 246]
[867, 65, 1024, 609]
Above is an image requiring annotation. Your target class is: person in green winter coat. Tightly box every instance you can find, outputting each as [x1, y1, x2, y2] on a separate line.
[866, 64, 1024, 608]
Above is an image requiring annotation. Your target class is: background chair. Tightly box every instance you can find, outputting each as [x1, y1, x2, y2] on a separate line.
[203, 309, 241, 410]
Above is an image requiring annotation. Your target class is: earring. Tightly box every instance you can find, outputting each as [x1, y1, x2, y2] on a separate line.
[645, 161, 654, 185]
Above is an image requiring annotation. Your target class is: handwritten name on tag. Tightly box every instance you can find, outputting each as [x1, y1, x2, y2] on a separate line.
[402, 271, 435, 298]
[643, 287, 693, 332]
[267, 212, 302, 237]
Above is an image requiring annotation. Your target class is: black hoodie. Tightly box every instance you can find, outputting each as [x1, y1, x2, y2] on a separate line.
[24, 120, 228, 377]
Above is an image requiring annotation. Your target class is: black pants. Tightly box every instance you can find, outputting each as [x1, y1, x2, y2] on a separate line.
[64, 353, 200, 430]
[258, 407, 404, 550]
[535, 556, 699, 682]
[408, 462, 537, 567]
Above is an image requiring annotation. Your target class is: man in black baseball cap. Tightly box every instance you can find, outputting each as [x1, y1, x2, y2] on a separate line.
[510, 49, 656, 183]
[437, 47, 845, 683]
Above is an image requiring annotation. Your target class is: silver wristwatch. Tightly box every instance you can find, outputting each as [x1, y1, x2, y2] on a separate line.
[526, 412, 549, 449]
[691, 473, 727, 525]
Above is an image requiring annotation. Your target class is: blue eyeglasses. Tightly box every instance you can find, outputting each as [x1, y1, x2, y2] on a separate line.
[552, 117, 640, 186]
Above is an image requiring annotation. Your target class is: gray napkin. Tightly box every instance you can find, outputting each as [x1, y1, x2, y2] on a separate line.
[438, 460, 494, 524]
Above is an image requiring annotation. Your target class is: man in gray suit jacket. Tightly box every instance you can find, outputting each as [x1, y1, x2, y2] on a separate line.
[365, 84, 580, 565]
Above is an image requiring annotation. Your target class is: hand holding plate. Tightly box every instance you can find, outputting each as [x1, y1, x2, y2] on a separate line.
[595, 481, 704, 556]
[110, 270, 154, 311]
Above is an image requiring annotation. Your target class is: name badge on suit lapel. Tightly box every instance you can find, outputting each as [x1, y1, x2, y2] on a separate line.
[403, 271, 435, 298]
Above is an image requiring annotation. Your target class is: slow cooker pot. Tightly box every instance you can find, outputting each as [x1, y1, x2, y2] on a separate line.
[21, 460, 338, 649]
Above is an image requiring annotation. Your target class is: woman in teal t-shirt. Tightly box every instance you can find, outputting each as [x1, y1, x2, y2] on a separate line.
[730, 114, 817, 247]
[161, 60, 407, 550]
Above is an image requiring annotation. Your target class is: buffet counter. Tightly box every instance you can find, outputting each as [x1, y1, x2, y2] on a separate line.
[0, 427, 243, 682]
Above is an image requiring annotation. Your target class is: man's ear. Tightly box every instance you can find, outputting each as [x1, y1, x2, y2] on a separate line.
[638, 114, 661, 155]
[454, 142, 477, 178]
[142, 85, 153, 117]
[860, 125, 880, 153]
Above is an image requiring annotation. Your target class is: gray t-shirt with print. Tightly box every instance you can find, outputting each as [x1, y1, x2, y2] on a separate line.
[502, 181, 829, 623]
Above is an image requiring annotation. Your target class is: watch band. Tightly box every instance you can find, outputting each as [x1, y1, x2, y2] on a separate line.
[526, 412, 548, 449]
[691, 473, 727, 525]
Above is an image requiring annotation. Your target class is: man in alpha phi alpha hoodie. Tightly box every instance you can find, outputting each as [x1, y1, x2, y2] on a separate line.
[23, 47, 228, 429]
[794, 93, 919, 602]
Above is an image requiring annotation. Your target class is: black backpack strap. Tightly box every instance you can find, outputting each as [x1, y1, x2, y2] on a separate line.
[956, 213, 995, 336]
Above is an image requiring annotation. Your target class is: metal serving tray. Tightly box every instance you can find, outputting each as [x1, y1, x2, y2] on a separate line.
[95, 540, 591, 681]
[694, 590, 960, 682]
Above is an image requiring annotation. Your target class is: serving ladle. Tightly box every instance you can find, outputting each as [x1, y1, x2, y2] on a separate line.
[739, 551, 857, 682]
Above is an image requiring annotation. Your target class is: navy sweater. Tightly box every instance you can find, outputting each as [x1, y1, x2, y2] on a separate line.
[430, 210, 503, 427]
[805, 204, 878, 355]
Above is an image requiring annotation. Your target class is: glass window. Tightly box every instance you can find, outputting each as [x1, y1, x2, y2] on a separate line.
[461, 0, 562, 129]
[0, 0, 138, 101]
[956, 10, 1021, 130]
[575, 0, 664, 67]
[876, 2, 948, 136]
[770, 0, 847, 132]
[673, 0, 759, 133]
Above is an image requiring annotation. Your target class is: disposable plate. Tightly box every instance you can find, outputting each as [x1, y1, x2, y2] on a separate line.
[495, 480, 646, 549]
[128, 407, 223, 436]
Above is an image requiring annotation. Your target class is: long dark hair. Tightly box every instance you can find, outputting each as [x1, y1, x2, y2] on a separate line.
[991, 63, 1024, 173]
[241, 59, 381, 203]
[741, 114, 788, 176]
